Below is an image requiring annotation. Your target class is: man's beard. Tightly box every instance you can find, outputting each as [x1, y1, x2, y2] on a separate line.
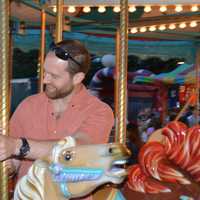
[44, 84, 74, 99]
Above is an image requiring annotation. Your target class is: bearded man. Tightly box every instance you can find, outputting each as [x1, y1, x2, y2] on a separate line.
[0, 40, 114, 200]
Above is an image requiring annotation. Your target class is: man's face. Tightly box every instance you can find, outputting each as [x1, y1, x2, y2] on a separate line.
[43, 52, 75, 99]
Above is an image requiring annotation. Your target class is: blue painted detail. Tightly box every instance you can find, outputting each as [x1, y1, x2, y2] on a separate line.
[50, 163, 104, 175]
[179, 195, 193, 200]
[49, 163, 105, 198]
[114, 191, 126, 200]
[60, 183, 71, 198]
[49, 163, 104, 182]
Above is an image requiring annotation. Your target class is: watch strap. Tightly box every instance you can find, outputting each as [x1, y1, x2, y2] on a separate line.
[17, 137, 30, 158]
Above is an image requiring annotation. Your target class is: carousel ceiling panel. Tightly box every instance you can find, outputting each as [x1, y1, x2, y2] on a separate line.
[48, 0, 200, 6]
[11, 1, 56, 25]
[68, 10, 200, 41]
[67, 7, 144, 30]
[11, 0, 200, 41]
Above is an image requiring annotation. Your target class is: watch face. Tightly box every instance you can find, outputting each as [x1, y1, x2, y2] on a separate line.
[19, 138, 30, 158]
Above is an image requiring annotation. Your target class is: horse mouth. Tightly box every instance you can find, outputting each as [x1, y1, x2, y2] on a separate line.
[108, 159, 128, 177]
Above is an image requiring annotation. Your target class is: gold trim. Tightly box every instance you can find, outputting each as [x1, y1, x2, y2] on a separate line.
[115, 0, 128, 144]
[55, 0, 63, 43]
[0, 1, 10, 199]
[38, 8, 46, 92]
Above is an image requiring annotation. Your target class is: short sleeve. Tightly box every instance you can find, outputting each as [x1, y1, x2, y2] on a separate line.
[9, 98, 31, 138]
[77, 103, 114, 144]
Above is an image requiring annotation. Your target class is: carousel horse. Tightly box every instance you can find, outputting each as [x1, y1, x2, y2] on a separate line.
[14, 136, 130, 200]
[127, 121, 200, 194]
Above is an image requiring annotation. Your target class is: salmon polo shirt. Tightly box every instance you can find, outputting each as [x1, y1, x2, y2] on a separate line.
[9, 84, 114, 180]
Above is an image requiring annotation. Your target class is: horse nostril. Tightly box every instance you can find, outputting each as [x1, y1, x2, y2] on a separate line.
[109, 147, 113, 154]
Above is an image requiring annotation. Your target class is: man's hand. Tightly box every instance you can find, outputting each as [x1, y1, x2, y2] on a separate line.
[0, 134, 20, 161]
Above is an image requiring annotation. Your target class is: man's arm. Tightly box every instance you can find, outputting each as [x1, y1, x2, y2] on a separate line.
[76, 102, 114, 144]
[0, 131, 94, 162]
[0, 134, 57, 161]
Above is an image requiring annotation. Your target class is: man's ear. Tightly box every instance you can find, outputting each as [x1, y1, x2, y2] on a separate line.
[73, 72, 85, 85]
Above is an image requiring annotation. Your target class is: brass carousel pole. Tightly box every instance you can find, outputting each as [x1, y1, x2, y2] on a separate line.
[115, 0, 129, 144]
[55, 0, 63, 43]
[38, 8, 46, 92]
[114, 29, 120, 133]
[0, 1, 10, 200]
[195, 47, 200, 124]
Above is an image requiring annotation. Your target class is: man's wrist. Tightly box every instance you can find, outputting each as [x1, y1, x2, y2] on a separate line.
[14, 138, 22, 156]
[14, 138, 30, 158]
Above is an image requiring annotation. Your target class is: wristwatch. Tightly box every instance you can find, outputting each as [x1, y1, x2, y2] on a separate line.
[17, 138, 30, 158]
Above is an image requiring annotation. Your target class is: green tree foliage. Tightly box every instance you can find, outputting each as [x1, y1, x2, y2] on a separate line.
[12, 48, 39, 78]
[12, 48, 184, 80]
[140, 56, 185, 74]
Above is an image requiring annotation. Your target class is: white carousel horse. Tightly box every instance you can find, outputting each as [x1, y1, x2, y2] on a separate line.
[14, 137, 130, 200]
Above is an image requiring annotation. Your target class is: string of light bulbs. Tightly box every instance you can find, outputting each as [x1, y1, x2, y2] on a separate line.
[129, 20, 199, 34]
[51, 5, 200, 13]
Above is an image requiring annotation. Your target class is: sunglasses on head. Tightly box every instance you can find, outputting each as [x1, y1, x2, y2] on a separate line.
[51, 46, 82, 67]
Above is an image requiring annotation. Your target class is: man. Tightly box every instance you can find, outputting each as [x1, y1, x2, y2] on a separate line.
[0, 40, 114, 198]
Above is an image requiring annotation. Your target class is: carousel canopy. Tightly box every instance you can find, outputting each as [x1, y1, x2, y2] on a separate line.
[11, 1, 200, 40]
[133, 63, 198, 84]
[50, 1, 200, 5]
[11, 1, 200, 62]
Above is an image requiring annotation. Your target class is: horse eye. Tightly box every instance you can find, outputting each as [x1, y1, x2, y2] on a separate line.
[63, 151, 72, 161]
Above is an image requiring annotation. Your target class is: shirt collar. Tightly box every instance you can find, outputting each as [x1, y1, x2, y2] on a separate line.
[68, 84, 88, 108]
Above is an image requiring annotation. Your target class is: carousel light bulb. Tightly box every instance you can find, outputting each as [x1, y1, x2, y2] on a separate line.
[140, 27, 147, 32]
[191, 5, 198, 12]
[149, 26, 156, 32]
[130, 27, 138, 33]
[113, 6, 120, 13]
[175, 5, 183, 12]
[190, 21, 198, 27]
[178, 61, 185, 65]
[98, 6, 106, 13]
[83, 6, 91, 13]
[144, 5, 152, 13]
[52, 6, 57, 13]
[159, 25, 166, 31]
[67, 6, 76, 13]
[169, 24, 176, 30]
[129, 5, 136, 12]
[179, 22, 186, 29]
[160, 6, 167, 12]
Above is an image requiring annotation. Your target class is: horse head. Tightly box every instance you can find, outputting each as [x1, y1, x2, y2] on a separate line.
[14, 137, 130, 200]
